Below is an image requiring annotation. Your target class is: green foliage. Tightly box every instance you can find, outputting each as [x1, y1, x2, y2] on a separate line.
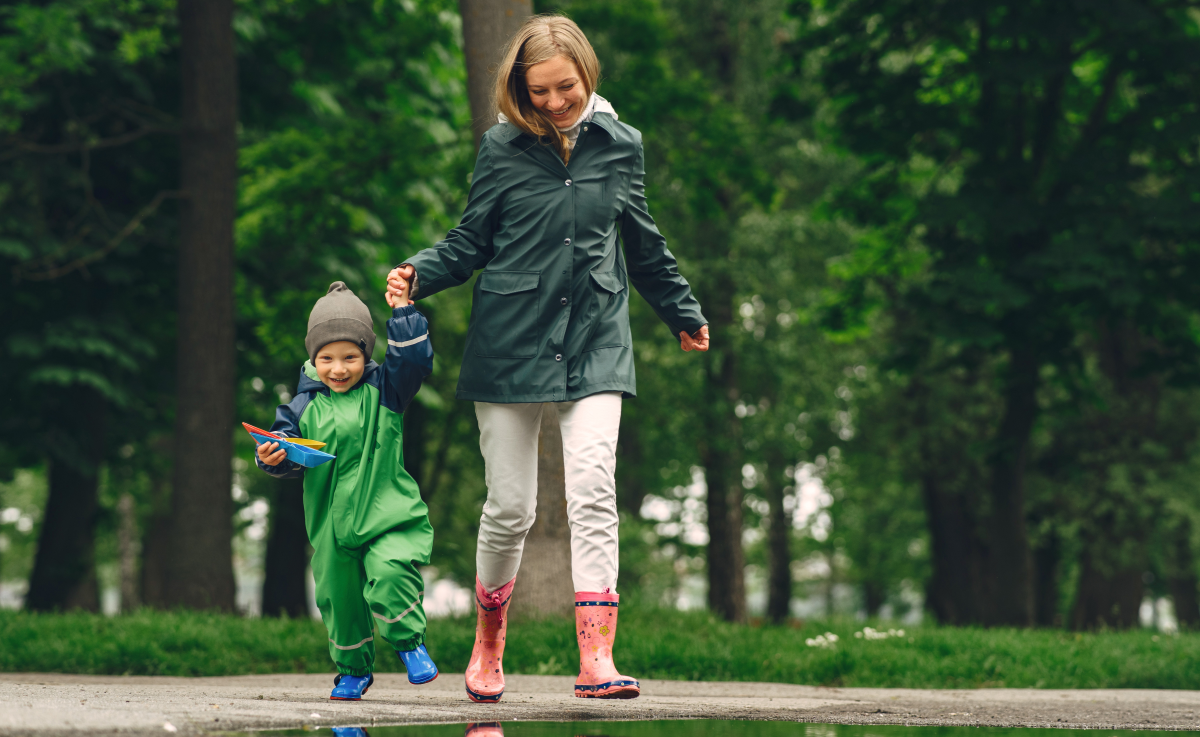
[1, 609, 1198, 688]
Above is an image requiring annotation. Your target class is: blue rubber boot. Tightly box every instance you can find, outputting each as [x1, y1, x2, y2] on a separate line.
[330, 673, 373, 701]
[396, 644, 439, 684]
[332, 729, 371, 737]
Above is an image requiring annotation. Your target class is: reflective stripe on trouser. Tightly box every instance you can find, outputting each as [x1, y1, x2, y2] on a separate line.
[474, 391, 622, 593]
[311, 519, 433, 675]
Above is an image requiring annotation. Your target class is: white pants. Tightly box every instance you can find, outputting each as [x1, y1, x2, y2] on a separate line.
[474, 392, 622, 594]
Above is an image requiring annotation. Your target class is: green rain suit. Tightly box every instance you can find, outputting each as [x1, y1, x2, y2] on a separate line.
[256, 305, 434, 676]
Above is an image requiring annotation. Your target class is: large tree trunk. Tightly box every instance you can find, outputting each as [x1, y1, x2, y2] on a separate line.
[1169, 520, 1200, 630]
[261, 478, 311, 618]
[1032, 529, 1061, 627]
[140, 470, 171, 608]
[1070, 549, 1145, 630]
[25, 389, 105, 612]
[509, 405, 574, 619]
[163, 0, 239, 611]
[921, 476, 987, 625]
[459, 0, 533, 148]
[764, 456, 791, 624]
[702, 300, 746, 623]
[983, 345, 1037, 626]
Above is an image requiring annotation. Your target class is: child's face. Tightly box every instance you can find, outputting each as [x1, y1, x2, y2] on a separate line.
[315, 341, 366, 393]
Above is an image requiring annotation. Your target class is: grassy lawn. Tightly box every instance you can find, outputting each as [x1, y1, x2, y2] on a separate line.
[0, 608, 1195, 689]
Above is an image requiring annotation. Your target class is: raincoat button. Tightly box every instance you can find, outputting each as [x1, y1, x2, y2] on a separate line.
[584, 126, 589, 131]
[565, 179, 572, 186]
[561, 297, 568, 306]
[564, 238, 571, 245]
[555, 354, 563, 362]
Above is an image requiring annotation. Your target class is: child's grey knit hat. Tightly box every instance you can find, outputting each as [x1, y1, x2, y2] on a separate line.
[305, 282, 376, 362]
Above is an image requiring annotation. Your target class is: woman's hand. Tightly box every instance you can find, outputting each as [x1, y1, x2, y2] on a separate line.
[257, 441, 287, 467]
[680, 324, 710, 352]
[386, 265, 415, 306]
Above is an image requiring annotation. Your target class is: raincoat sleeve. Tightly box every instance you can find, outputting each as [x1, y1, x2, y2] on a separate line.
[254, 393, 309, 479]
[619, 139, 708, 340]
[403, 138, 500, 299]
[381, 305, 434, 414]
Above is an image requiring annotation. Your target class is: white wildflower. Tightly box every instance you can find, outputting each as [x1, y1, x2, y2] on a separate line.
[163, 723, 177, 733]
[805, 632, 839, 648]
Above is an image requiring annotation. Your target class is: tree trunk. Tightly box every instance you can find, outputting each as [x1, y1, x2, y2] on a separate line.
[1168, 520, 1200, 630]
[509, 404, 573, 619]
[615, 413, 647, 515]
[117, 493, 140, 611]
[25, 389, 105, 612]
[764, 458, 791, 624]
[459, 0, 533, 148]
[1070, 550, 1145, 630]
[1032, 528, 1061, 627]
[701, 296, 746, 621]
[140, 471, 171, 608]
[261, 478, 311, 618]
[922, 475, 987, 625]
[163, 0, 239, 611]
[983, 344, 1037, 626]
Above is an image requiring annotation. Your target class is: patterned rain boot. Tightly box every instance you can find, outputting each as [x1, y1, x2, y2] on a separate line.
[329, 673, 373, 701]
[464, 576, 515, 703]
[397, 643, 439, 684]
[574, 589, 640, 699]
[464, 723, 505, 736]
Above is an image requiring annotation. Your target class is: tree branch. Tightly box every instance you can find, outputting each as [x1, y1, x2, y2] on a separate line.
[18, 190, 186, 282]
[1, 125, 175, 161]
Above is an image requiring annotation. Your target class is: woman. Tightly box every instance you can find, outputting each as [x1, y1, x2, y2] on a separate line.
[387, 14, 709, 702]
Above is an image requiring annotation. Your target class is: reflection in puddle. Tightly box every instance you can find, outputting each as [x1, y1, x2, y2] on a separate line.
[267, 722, 1200, 737]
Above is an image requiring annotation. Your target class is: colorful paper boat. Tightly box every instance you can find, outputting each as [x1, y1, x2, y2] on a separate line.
[242, 422, 335, 468]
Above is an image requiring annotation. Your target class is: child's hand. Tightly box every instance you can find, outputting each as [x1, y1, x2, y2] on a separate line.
[257, 440, 287, 467]
[385, 267, 414, 308]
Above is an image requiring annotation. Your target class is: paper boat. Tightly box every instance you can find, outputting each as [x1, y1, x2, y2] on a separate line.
[242, 422, 335, 468]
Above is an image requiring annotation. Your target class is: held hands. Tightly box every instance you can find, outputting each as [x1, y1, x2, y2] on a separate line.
[257, 441, 287, 467]
[386, 265, 415, 308]
[680, 324, 710, 352]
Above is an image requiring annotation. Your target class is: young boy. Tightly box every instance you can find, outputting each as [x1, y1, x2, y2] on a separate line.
[256, 280, 435, 701]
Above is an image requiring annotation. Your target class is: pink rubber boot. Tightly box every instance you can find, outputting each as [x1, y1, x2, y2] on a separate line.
[573, 589, 640, 699]
[464, 576, 514, 703]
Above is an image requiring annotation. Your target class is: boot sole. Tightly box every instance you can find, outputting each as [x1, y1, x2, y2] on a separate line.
[466, 685, 503, 703]
[408, 670, 439, 685]
[574, 681, 640, 699]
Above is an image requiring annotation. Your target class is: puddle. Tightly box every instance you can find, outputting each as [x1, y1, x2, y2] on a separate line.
[244, 724, 1200, 737]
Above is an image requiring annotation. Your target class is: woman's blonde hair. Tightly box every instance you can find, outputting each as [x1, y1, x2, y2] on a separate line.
[493, 14, 600, 164]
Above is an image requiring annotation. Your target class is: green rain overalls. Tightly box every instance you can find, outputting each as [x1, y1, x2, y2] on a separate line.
[256, 305, 433, 676]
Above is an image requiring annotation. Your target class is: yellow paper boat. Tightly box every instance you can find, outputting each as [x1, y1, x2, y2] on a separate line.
[288, 438, 327, 450]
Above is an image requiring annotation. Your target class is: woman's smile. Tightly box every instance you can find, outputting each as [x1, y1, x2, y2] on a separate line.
[525, 55, 588, 129]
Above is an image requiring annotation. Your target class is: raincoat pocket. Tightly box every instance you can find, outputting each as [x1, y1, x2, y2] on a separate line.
[585, 270, 629, 351]
[475, 270, 541, 358]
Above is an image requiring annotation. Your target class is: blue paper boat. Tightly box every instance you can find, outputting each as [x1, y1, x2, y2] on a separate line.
[244, 423, 336, 468]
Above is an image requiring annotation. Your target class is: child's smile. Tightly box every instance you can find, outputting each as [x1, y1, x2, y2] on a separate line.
[315, 341, 366, 393]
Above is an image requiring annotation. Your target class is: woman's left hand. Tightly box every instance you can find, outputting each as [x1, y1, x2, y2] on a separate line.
[680, 325, 710, 352]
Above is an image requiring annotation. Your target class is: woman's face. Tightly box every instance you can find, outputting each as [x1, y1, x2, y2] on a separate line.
[525, 55, 588, 128]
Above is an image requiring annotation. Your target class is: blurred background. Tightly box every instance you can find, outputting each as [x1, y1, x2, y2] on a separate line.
[3, 0, 1200, 636]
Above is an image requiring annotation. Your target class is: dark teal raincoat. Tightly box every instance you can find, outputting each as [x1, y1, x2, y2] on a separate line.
[404, 113, 706, 403]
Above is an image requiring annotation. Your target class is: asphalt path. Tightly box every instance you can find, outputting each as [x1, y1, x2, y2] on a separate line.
[1, 673, 1198, 735]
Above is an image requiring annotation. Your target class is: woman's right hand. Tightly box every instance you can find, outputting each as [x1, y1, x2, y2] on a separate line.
[387, 265, 415, 304]
[257, 441, 287, 467]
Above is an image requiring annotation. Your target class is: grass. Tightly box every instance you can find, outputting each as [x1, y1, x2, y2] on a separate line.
[0, 608, 1196, 688]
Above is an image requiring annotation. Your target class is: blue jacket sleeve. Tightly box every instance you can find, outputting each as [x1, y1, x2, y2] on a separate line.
[382, 305, 433, 414]
[254, 393, 310, 479]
